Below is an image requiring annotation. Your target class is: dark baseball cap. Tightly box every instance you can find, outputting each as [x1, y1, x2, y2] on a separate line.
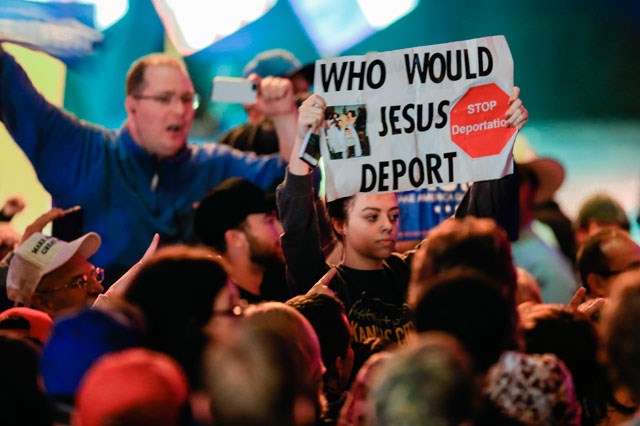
[194, 178, 276, 251]
[241, 49, 315, 86]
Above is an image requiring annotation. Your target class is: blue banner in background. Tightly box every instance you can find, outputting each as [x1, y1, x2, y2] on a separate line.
[0, 0, 102, 61]
[63, 0, 165, 129]
[397, 184, 469, 241]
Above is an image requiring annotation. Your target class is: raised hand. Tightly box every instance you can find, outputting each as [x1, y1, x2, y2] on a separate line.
[306, 267, 337, 296]
[505, 86, 528, 130]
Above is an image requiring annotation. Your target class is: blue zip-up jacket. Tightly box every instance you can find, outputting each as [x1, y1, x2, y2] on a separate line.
[0, 50, 286, 282]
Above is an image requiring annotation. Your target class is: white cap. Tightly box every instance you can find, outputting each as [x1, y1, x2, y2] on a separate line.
[7, 232, 101, 306]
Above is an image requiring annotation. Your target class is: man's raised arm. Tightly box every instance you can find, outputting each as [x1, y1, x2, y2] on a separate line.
[0, 43, 107, 197]
[248, 74, 299, 162]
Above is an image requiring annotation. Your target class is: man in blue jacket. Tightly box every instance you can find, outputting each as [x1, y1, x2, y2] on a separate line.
[0, 46, 298, 284]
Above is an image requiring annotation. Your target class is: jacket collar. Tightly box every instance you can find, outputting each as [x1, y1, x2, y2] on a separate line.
[119, 126, 191, 167]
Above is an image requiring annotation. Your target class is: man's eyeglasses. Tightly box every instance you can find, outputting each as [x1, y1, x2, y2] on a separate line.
[212, 304, 245, 318]
[133, 92, 200, 110]
[37, 267, 105, 294]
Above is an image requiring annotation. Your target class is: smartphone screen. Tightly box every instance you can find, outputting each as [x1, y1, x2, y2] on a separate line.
[52, 206, 84, 241]
[211, 77, 258, 104]
[299, 130, 321, 167]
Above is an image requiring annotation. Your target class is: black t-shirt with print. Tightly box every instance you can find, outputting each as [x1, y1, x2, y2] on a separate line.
[331, 255, 414, 345]
[277, 172, 417, 344]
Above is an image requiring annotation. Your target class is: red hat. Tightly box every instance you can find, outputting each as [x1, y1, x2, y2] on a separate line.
[0, 306, 53, 344]
[74, 348, 189, 426]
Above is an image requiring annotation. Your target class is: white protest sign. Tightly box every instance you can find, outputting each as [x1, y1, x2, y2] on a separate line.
[314, 35, 517, 201]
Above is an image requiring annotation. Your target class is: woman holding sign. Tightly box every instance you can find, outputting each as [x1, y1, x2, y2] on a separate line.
[276, 91, 527, 346]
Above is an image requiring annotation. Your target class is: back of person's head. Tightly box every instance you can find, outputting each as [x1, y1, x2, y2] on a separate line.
[338, 351, 393, 426]
[245, 302, 326, 421]
[409, 217, 517, 308]
[205, 322, 303, 426]
[576, 229, 640, 296]
[41, 308, 141, 422]
[521, 305, 609, 425]
[0, 306, 53, 345]
[522, 306, 598, 392]
[41, 308, 141, 398]
[242, 49, 312, 96]
[0, 315, 31, 340]
[73, 348, 189, 426]
[242, 49, 302, 79]
[369, 332, 476, 426]
[577, 229, 617, 286]
[124, 245, 227, 387]
[575, 193, 630, 248]
[576, 193, 630, 233]
[126, 53, 187, 96]
[0, 334, 52, 426]
[414, 268, 514, 373]
[286, 293, 352, 389]
[602, 270, 640, 404]
[486, 351, 581, 426]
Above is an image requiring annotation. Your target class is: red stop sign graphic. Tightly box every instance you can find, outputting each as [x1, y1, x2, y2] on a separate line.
[449, 83, 516, 158]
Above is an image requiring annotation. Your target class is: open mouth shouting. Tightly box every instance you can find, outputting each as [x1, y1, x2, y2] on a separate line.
[166, 124, 184, 133]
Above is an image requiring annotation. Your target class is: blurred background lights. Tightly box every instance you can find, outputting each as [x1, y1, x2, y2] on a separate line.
[87, 0, 128, 30]
[356, 0, 418, 29]
[289, 0, 420, 56]
[33, 0, 421, 56]
[153, 0, 276, 55]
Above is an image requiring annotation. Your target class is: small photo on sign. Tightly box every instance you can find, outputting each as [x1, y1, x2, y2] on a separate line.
[322, 104, 370, 160]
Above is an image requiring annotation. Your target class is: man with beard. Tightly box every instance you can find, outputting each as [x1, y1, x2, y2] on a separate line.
[194, 178, 288, 303]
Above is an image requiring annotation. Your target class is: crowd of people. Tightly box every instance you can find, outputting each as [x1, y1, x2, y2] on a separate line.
[0, 43, 639, 426]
